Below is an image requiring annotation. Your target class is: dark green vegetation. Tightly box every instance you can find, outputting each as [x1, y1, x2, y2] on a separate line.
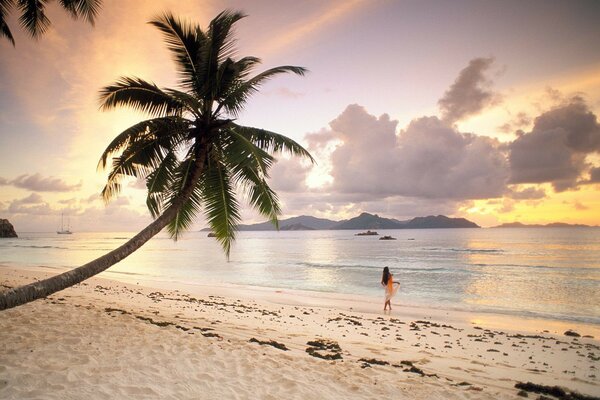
[0, 10, 312, 310]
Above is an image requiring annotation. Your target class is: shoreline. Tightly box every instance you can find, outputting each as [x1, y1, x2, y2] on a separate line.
[7, 262, 600, 337]
[1, 265, 599, 399]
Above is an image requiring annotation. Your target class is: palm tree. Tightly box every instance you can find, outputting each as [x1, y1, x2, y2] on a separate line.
[0, 10, 312, 310]
[1, 0, 102, 46]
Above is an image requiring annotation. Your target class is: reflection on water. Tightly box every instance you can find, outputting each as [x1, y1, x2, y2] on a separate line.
[1, 227, 598, 324]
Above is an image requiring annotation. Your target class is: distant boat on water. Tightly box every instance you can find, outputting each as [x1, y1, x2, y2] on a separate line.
[57, 213, 73, 235]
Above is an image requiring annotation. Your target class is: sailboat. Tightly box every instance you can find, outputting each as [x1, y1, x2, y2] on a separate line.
[57, 213, 73, 235]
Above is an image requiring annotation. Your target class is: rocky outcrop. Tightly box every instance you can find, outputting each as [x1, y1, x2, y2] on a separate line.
[0, 219, 17, 238]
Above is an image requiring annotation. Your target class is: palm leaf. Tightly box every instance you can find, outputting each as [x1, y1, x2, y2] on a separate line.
[146, 150, 177, 218]
[99, 76, 184, 117]
[164, 153, 202, 239]
[208, 10, 245, 64]
[220, 130, 281, 227]
[201, 155, 241, 257]
[101, 134, 174, 202]
[219, 65, 307, 116]
[17, 0, 50, 38]
[58, 0, 101, 24]
[98, 116, 190, 170]
[232, 124, 314, 162]
[0, 17, 14, 46]
[149, 13, 205, 93]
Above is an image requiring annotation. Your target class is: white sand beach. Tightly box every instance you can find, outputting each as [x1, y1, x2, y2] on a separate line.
[1, 265, 598, 399]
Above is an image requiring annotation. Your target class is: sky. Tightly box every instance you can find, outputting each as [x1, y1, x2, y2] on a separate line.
[1, 0, 600, 232]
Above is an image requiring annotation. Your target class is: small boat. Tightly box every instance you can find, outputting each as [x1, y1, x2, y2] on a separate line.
[355, 230, 379, 236]
[379, 235, 396, 240]
[57, 213, 73, 235]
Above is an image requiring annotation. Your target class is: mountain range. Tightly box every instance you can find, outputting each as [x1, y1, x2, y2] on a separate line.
[209, 212, 481, 231]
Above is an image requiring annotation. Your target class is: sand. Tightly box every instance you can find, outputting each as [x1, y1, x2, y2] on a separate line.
[1, 265, 598, 399]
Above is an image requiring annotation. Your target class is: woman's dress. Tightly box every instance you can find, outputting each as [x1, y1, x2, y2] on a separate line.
[384, 275, 399, 302]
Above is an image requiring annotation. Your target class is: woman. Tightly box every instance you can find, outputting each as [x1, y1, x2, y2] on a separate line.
[381, 266, 400, 311]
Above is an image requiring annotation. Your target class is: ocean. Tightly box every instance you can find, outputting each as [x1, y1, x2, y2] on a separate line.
[1, 228, 599, 324]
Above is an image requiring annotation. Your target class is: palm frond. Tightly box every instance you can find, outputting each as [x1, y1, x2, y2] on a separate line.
[164, 88, 203, 117]
[101, 133, 174, 202]
[58, 0, 101, 24]
[201, 155, 241, 257]
[232, 124, 314, 163]
[208, 10, 245, 64]
[219, 65, 307, 116]
[0, 0, 14, 45]
[220, 129, 281, 227]
[149, 13, 205, 93]
[98, 116, 190, 170]
[145, 150, 177, 218]
[17, 0, 50, 38]
[99, 77, 184, 117]
[0, 16, 14, 46]
[164, 153, 202, 239]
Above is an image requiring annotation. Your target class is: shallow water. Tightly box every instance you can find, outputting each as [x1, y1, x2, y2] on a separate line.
[1, 228, 599, 324]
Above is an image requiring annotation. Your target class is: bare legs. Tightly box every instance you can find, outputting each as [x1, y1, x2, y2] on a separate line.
[384, 299, 392, 311]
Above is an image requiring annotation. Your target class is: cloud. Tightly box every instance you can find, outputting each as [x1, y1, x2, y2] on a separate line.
[14, 193, 44, 204]
[438, 57, 501, 123]
[498, 112, 531, 134]
[573, 201, 589, 211]
[268, 158, 311, 193]
[589, 166, 600, 183]
[508, 97, 600, 191]
[0, 173, 82, 192]
[508, 186, 546, 200]
[8, 193, 52, 215]
[318, 105, 509, 200]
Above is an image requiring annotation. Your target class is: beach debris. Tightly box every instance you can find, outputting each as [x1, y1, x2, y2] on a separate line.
[358, 358, 389, 367]
[305, 339, 342, 360]
[564, 330, 581, 337]
[517, 390, 529, 397]
[135, 315, 173, 328]
[104, 307, 130, 315]
[514, 381, 600, 400]
[249, 338, 289, 351]
[327, 314, 363, 326]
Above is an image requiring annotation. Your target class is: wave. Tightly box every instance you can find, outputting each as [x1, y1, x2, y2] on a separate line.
[422, 247, 504, 254]
[295, 261, 453, 274]
[13, 245, 69, 250]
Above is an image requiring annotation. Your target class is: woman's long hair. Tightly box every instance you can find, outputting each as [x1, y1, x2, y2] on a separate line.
[382, 267, 390, 285]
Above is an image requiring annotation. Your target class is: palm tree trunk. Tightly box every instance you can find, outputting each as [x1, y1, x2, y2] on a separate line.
[0, 153, 206, 311]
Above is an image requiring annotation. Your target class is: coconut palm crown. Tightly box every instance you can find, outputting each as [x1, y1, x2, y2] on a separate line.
[98, 10, 312, 256]
[0, 10, 311, 311]
[1, 0, 102, 46]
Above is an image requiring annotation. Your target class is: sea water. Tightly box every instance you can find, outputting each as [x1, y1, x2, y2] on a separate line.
[1, 228, 598, 324]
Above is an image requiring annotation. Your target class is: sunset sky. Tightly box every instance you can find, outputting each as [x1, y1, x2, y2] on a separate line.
[1, 0, 599, 232]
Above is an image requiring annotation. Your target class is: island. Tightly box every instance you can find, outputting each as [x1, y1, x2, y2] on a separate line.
[0, 219, 18, 238]
[355, 230, 379, 236]
[205, 212, 481, 231]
